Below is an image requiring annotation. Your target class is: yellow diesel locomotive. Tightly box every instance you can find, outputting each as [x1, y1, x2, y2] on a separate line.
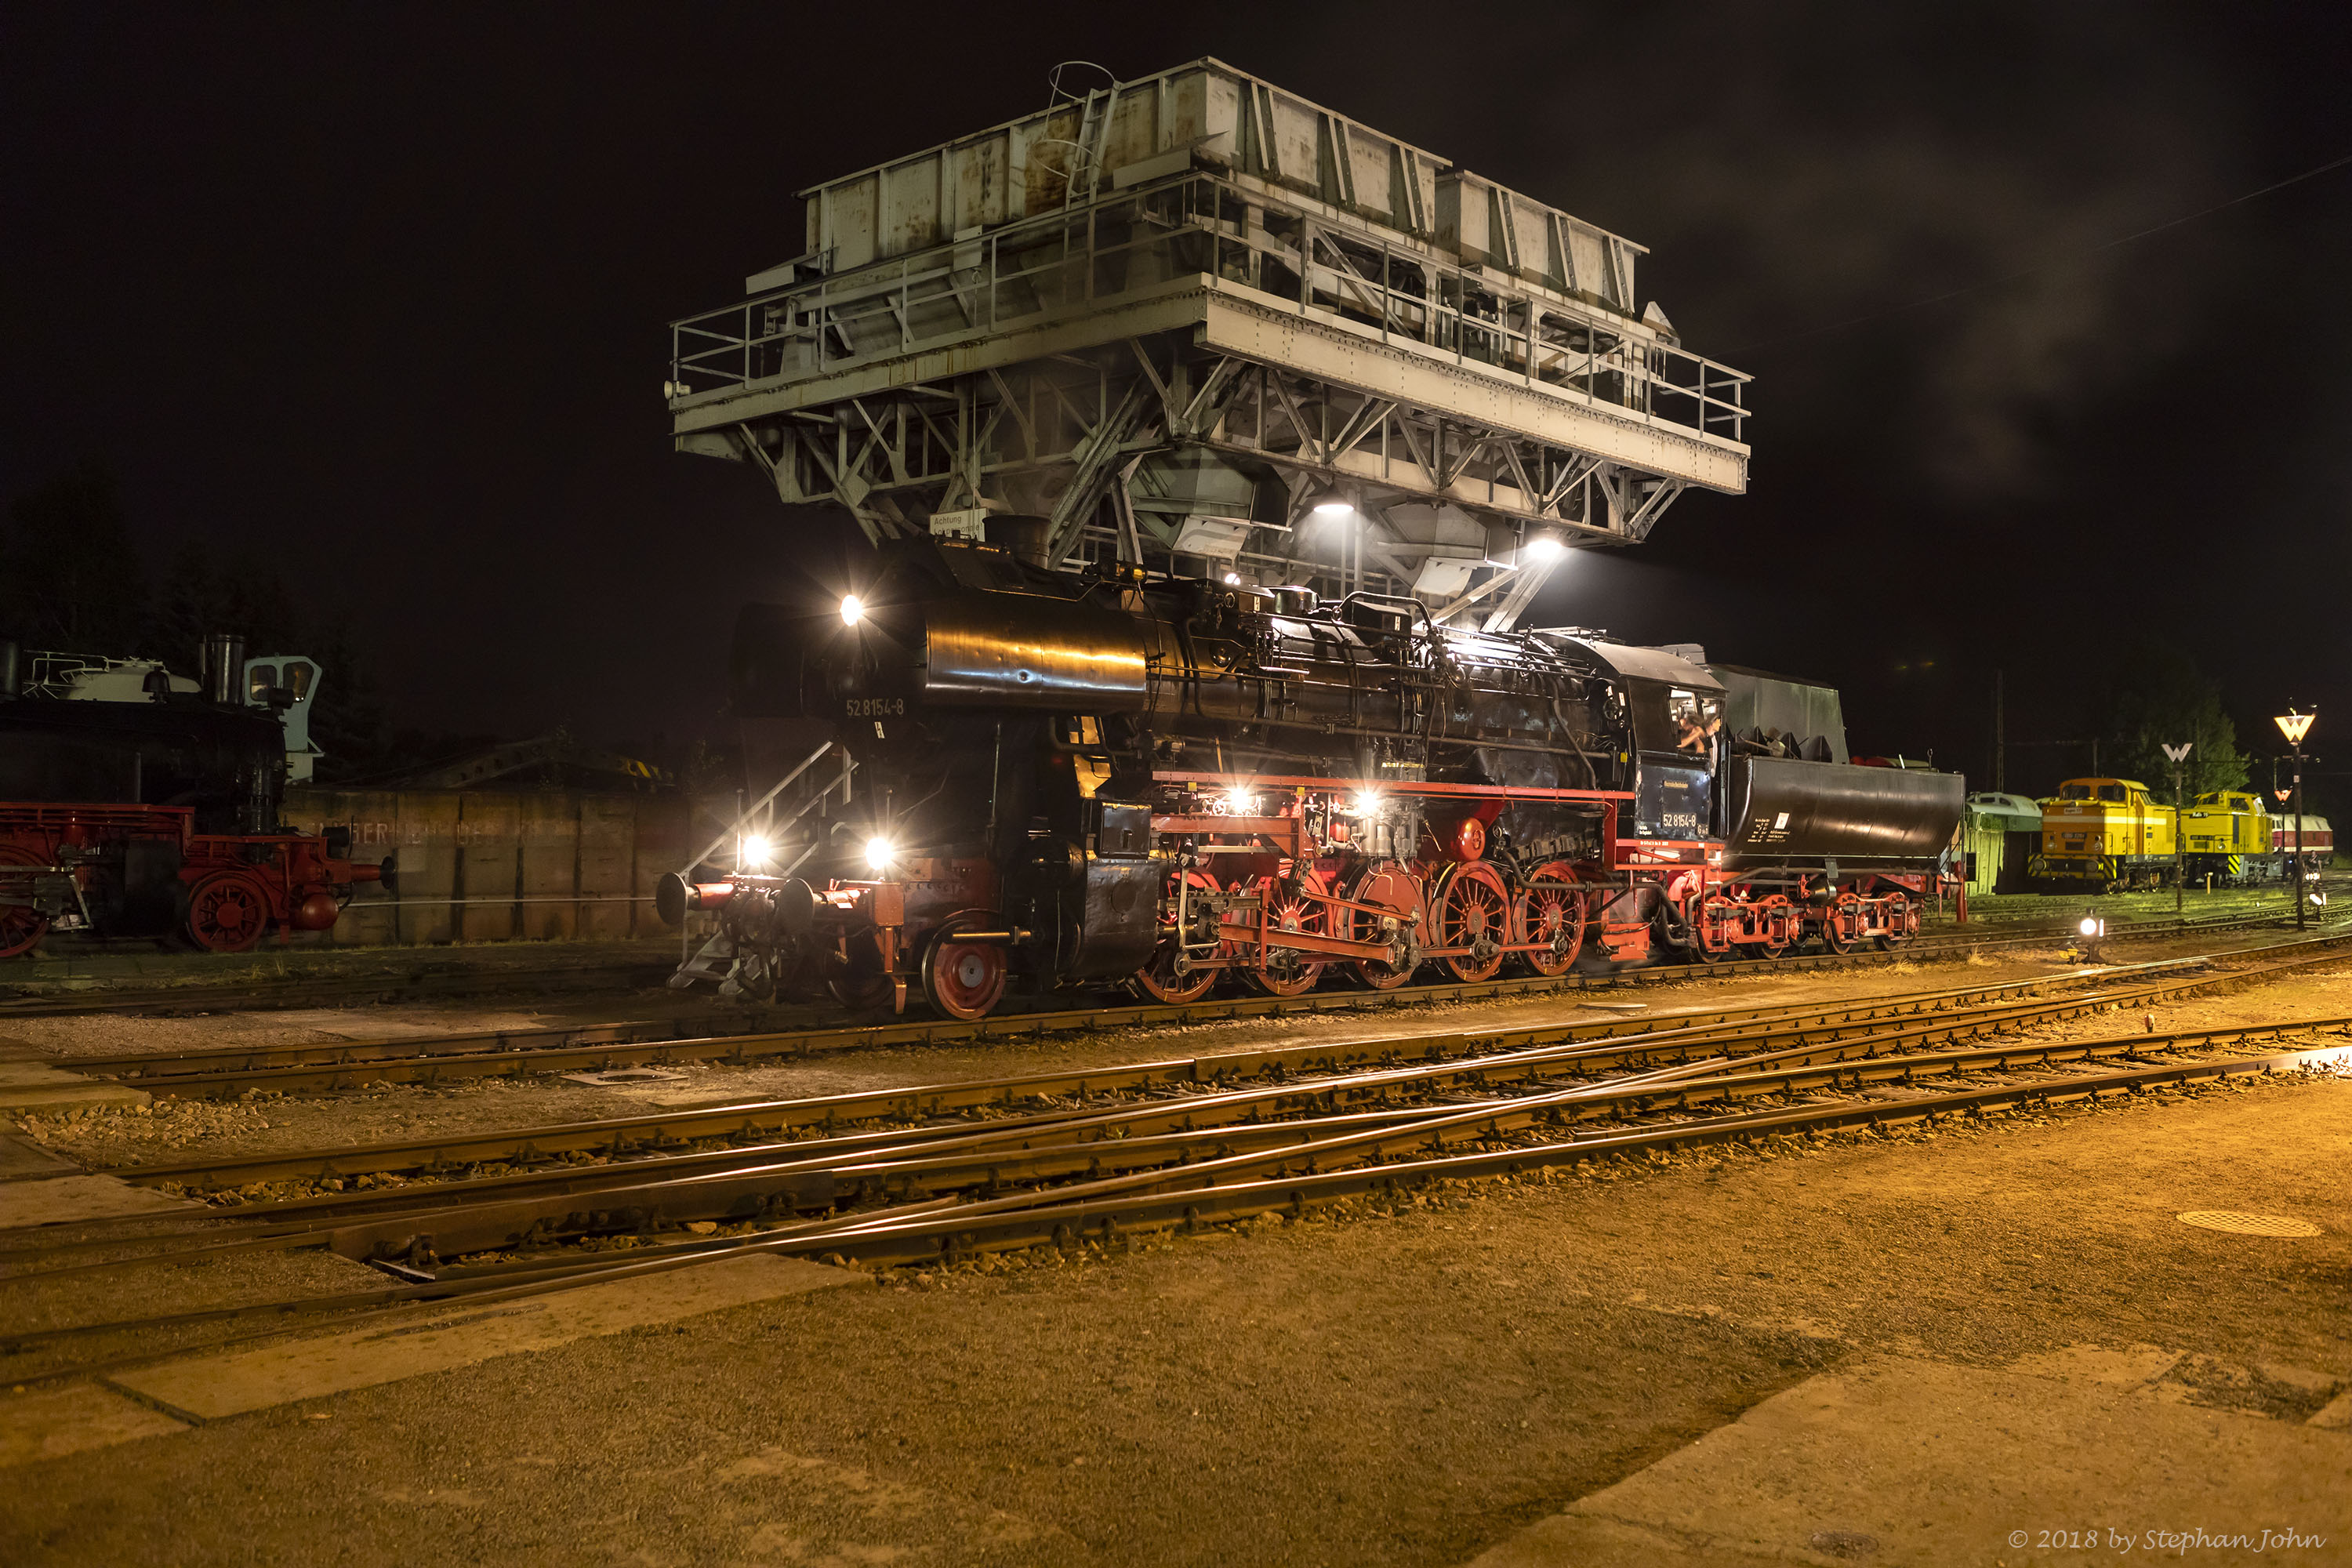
[2180, 789, 2281, 885]
[2030, 778, 2176, 890]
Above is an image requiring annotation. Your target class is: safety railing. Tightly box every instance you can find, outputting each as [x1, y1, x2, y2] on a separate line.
[670, 170, 1749, 451]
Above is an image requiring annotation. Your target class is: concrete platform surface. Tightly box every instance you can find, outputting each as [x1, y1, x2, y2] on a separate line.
[109, 1253, 853, 1421]
[0, 1061, 152, 1116]
[1467, 1350, 2351, 1567]
[0, 1173, 196, 1226]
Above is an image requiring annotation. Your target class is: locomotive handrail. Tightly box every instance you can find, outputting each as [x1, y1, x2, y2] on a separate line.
[677, 741, 849, 879]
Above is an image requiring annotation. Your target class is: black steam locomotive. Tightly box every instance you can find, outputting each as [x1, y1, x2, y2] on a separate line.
[670, 535, 1962, 1016]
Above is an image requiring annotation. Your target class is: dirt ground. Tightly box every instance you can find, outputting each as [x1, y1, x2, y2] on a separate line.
[2, 948, 2347, 1566]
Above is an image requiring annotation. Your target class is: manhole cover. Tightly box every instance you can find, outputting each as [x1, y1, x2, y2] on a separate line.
[2177, 1210, 2321, 1237]
[1809, 1530, 1880, 1559]
[560, 1067, 686, 1087]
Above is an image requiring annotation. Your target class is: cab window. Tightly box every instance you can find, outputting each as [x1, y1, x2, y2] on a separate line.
[2059, 784, 2090, 800]
[284, 661, 314, 700]
[246, 664, 278, 702]
[2097, 785, 2126, 803]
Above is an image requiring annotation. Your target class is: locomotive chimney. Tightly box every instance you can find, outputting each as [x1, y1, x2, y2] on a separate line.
[201, 631, 245, 706]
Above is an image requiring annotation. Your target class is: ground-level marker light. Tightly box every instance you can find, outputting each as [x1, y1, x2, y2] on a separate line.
[840, 595, 865, 627]
[1223, 572, 1242, 586]
[864, 836, 894, 873]
[741, 834, 772, 867]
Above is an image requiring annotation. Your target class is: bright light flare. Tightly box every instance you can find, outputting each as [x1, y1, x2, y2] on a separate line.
[2078, 915, 2100, 938]
[1350, 791, 1381, 817]
[840, 594, 866, 627]
[740, 834, 773, 867]
[1311, 499, 1353, 517]
[1223, 787, 1256, 815]
[1523, 532, 1566, 561]
[865, 836, 894, 873]
[1223, 572, 1242, 586]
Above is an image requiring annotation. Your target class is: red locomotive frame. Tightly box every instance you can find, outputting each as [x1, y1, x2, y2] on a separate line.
[0, 801, 381, 958]
[688, 770, 1931, 1020]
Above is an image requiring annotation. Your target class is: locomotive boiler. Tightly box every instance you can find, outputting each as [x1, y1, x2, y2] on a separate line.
[667, 535, 1962, 1017]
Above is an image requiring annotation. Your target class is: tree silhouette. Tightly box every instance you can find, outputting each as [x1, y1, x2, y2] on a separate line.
[1, 459, 151, 653]
[2103, 644, 2249, 801]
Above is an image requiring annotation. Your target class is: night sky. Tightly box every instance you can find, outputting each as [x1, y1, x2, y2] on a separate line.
[5, 4, 2347, 794]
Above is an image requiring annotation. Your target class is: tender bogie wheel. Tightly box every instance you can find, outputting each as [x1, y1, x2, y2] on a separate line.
[0, 846, 51, 960]
[1872, 893, 1915, 951]
[1434, 861, 1511, 982]
[1133, 868, 1221, 1004]
[186, 872, 270, 953]
[1345, 861, 1425, 990]
[1512, 860, 1587, 977]
[1236, 869, 1331, 997]
[922, 916, 1008, 1021]
[1756, 896, 1795, 960]
[1819, 892, 1863, 955]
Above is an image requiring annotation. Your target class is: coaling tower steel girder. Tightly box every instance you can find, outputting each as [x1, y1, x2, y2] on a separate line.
[667, 59, 1750, 629]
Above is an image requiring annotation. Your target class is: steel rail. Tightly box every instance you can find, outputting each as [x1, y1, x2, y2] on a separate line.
[56, 911, 2308, 1099]
[4, 1031, 2339, 1381]
[89, 951, 2256, 1194]
[17, 941, 2348, 1283]
[0, 957, 2253, 1288]
[0, 957, 680, 1019]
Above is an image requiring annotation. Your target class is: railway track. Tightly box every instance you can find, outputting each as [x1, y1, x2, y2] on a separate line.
[49, 907, 2306, 1100]
[3, 985, 2345, 1385]
[0, 954, 680, 1019]
[3, 920, 2343, 1389]
[8, 924, 2347, 1269]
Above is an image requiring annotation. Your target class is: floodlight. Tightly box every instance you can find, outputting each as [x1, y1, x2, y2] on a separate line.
[840, 595, 866, 627]
[864, 836, 894, 873]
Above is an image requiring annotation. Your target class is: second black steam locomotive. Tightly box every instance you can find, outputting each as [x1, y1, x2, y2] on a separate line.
[668, 534, 1962, 1016]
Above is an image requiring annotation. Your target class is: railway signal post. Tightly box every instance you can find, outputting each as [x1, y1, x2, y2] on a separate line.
[2274, 710, 2314, 929]
[2161, 742, 2191, 918]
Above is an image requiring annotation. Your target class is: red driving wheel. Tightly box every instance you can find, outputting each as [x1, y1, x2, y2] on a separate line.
[1512, 859, 1587, 977]
[1132, 867, 1221, 1004]
[0, 846, 53, 960]
[1432, 861, 1511, 982]
[1234, 868, 1331, 997]
[922, 915, 1008, 1021]
[1345, 861, 1425, 990]
[185, 871, 270, 953]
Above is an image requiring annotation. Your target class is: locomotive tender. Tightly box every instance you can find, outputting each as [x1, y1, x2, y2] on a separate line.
[672, 536, 1962, 1016]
